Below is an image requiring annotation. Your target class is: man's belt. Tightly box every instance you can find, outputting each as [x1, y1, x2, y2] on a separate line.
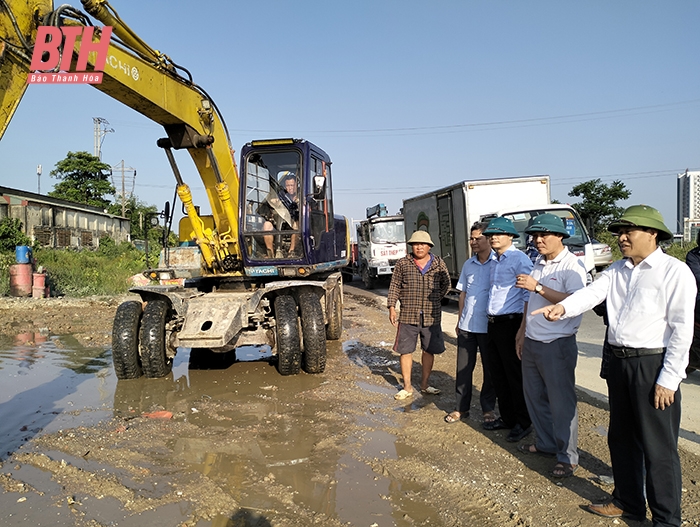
[609, 345, 664, 358]
[487, 313, 522, 324]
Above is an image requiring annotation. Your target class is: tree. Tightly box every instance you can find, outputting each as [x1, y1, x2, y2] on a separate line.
[49, 151, 115, 209]
[568, 178, 630, 237]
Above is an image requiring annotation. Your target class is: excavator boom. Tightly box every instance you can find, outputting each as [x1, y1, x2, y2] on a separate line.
[0, 0, 241, 273]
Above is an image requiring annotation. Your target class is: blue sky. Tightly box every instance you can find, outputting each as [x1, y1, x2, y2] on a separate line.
[2, 0, 698, 233]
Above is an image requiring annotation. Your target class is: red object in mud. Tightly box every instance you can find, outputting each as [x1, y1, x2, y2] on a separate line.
[142, 410, 173, 419]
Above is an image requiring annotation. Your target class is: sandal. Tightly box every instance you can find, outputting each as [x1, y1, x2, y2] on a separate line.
[444, 411, 467, 424]
[482, 411, 497, 423]
[552, 462, 579, 478]
[421, 386, 441, 395]
[517, 443, 556, 457]
[394, 389, 414, 400]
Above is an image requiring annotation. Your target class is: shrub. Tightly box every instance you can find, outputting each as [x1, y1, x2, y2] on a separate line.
[33, 246, 147, 297]
[0, 218, 31, 252]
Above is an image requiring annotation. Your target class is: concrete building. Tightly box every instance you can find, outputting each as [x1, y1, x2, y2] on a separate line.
[677, 170, 700, 242]
[0, 186, 130, 248]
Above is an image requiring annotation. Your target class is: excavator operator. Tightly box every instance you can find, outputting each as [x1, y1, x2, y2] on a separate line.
[261, 172, 300, 258]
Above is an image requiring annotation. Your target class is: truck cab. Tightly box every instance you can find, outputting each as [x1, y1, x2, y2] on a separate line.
[354, 214, 406, 289]
[483, 203, 595, 278]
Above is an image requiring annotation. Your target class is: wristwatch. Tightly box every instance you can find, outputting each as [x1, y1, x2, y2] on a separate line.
[534, 283, 544, 295]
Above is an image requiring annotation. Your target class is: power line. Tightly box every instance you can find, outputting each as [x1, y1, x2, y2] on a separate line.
[229, 99, 700, 136]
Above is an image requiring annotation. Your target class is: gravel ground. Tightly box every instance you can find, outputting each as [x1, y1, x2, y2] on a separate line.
[0, 293, 698, 526]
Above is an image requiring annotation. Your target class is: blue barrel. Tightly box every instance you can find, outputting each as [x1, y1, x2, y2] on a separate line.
[15, 245, 31, 264]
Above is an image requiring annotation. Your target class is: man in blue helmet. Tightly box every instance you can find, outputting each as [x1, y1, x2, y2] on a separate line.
[481, 216, 533, 442]
[514, 213, 587, 478]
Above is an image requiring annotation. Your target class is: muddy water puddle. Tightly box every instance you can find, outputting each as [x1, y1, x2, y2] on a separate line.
[0, 334, 443, 526]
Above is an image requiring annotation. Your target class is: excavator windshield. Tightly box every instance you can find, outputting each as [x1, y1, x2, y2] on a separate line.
[243, 149, 302, 260]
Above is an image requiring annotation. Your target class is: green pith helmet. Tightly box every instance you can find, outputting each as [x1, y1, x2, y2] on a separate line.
[407, 230, 434, 247]
[524, 213, 570, 239]
[607, 205, 673, 241]
[482, 217, 520, 238]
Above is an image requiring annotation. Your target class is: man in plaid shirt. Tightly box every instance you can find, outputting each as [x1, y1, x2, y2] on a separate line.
[388, 231, 451, 400]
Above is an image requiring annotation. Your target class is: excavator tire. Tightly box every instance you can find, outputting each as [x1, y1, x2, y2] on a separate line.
[275, 295, 301, 375]
[139, 299, 173, 378]
[299, 290, 327, 374]
[325, 288, 343, 340]
[112, 301, 143, 379]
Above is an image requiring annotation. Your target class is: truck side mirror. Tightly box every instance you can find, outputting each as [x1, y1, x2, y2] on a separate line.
[313, 175, 326, 200]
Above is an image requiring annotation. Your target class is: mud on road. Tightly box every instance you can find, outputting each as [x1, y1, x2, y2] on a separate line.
[0, 293, 699, 526]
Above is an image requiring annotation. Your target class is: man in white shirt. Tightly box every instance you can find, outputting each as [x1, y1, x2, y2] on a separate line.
[514, 214, 587, 478]
[446, 222, 496, 424]
[533, 205, 696, 527]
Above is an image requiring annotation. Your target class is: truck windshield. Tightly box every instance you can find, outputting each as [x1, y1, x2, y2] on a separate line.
[242, 150, 302, 260]
[501, 208, 590, 252]
[371, 221, 405, 244]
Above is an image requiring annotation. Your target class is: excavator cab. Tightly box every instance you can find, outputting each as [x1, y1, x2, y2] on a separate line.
[240, 138, 348, 276]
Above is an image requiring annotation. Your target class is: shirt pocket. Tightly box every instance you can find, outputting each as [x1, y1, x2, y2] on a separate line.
[631, 287, 663, 316]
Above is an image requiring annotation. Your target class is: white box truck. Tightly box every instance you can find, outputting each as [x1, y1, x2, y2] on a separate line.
[346, 204, 406, 289]
[402, 175, 594, 298]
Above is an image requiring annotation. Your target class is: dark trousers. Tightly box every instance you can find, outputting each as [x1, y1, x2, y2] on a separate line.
[456, 330, 496, 415]
[607, 353, 682, 527]
[486, 315, 530, 429]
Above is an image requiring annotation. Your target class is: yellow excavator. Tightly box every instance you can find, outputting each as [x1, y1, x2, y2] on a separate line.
[1, 0, 349, 377]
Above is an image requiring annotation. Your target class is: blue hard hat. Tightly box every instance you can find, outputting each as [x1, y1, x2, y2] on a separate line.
[482, 217, 520, 238]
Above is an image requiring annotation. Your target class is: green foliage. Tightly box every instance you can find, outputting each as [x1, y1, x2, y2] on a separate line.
[48, 151, 115, 209]
[0, 217, 31, 251]
[32, 244, 146, 297]
[569, 179, 631, 237]
[664, 241, 696, 263]
[0, 252, 16, 296]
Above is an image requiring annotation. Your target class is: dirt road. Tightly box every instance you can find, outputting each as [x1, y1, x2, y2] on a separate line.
[0, 292, 699, 526]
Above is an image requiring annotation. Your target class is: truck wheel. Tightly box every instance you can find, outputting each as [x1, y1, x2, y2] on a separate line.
[325, 288, 343, 340]
[112, 301, 143, 380]
[275, 295, 301, 375]
[139, 299, 174, 378]
[362, 266, 376, 290]
[299, 290, 327, 373]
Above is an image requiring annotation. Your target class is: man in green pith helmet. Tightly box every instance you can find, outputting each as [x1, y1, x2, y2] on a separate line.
[533, 205, 696, 526]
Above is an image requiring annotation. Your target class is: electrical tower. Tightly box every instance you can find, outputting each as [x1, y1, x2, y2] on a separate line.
[111, 160, 137, 217]
[93, 117, 114, 160]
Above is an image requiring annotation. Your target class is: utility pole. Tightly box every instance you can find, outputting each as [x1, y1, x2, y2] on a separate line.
[93, 117, 114, 160]
[36, 164, 42, 194]
[111, 160, 137, 217]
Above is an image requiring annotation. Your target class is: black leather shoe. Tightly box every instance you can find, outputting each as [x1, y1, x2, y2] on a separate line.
[506, 424, 533, 442]
[482, 417, 508, 430]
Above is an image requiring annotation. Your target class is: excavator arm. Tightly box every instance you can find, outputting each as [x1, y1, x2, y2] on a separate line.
[0, 0, 242, 274]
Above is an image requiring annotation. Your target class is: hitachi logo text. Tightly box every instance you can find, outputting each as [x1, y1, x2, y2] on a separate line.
[28, 26, 112, 84]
